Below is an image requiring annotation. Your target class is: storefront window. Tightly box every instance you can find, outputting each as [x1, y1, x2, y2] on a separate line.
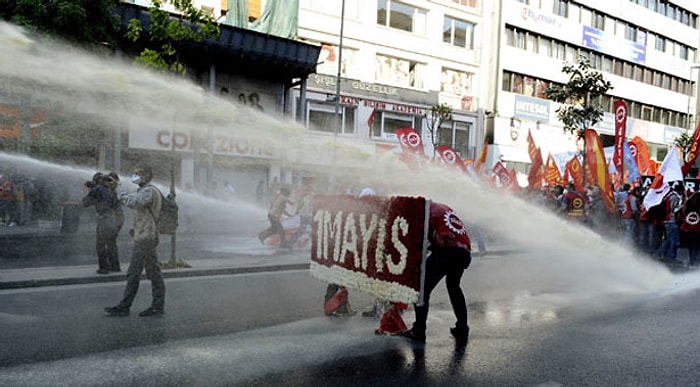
[371, 111, 415, 139]
[307, 102, 355, 135]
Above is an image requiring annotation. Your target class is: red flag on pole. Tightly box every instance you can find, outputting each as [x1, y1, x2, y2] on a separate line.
[584, 129, 616, 213]
[544, 153, 562, 186]
[474, 138, 488, 172]
[629, 136, 654, 175]
[683, 121, 700, 176]
[613, 100, 628, 186]
[565, 156, 584, 192]
[394, 127, 425, 171]
[436, 145, 467, 173]
[528, 147, 544, 189]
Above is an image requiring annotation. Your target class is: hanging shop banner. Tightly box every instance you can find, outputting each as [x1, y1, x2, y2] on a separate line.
[309, 194, 428, 304]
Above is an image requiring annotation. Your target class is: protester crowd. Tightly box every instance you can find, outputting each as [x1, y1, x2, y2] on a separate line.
[531, 178, 700, 267]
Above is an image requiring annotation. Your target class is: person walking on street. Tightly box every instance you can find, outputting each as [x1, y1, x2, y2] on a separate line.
[105, 165, 165, 317]
[399, 201, 472, 344]
[258, 186, 293, 249]
[82, 173, 119, 274]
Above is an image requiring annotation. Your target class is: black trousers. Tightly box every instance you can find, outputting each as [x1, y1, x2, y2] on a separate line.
[117, 237, 165, 310]
[96, 215, 119, 271]
[412, 246, 471, 334]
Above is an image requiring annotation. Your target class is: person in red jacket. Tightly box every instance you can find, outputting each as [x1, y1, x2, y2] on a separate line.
[399, 201, 472, 344]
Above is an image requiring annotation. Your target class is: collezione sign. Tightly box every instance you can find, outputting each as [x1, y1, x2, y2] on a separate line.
[309, 195, 428, 304]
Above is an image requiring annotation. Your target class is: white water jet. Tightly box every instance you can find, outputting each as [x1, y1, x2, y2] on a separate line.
[0, 22, 691, 309]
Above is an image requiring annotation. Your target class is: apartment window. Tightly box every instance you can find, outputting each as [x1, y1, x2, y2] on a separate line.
[441, 68, 473, 95]
[602, 56, 613, 73]
[614, 60, 624, 76]
[539, 36, 551, 56]
[625, 25, 637, 41]
[565, 45, 577, 61]
[439, 121, 472, 157]
[443, 16, 475, 49]
[377, 0, 426, 34]
[523, 77, 535, 96]
[569, 3, 581, 23]
[375, 54, 425, 88]
[554, 0, 567, 17]
[633, 65, 643, 81]
[658, 1, 665, 17]
[653, 71, 662, 87]
[513, 74, 524, 94]
[526, 33, 538, 53]
[516, 0, 529, 3]
[552, 41, 565, 59]
[648, 0, 656, 12]
[679, 45, 689, 60]
[371, 111, 416, 139]
[655, 35, 666, 52]
[592, 12, 605, 29]
[307, 103, 356, 135]
[623, 62, 633, 78]
[667, 4, 675, 19]
[662, 74, 671, 88]
[643, 68, 653, 84]
[671, 77, 678, 92]
[589, 52, 602, 70]
[502, 72, 512, 92]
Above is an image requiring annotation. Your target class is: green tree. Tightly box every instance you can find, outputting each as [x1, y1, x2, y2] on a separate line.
[545, 56, 613, 140]
[125, 0, 219, 75]
[0, 0, 120, 48]
[674, 131, 693, 163]
[423, 103, 452, 157]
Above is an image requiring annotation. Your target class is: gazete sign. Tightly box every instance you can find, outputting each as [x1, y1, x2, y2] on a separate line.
[309, 195, 428, 304]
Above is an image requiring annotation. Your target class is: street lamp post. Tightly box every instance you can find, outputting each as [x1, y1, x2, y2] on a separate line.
[333, 0, 345, 136]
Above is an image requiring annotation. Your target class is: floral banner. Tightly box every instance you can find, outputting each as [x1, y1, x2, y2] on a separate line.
[310, 195, 428, 304]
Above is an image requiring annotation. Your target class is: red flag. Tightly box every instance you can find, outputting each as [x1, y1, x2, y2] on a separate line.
[508, 168, 520, 192]
[584, 129, 616, 213]
[544, 153, 562, 186]
[526, 129, 539, 161]
[565, 156, 584, 191]
[683, 121, 700, 175]
[629, 136, 654, 175]
[492, 161, 512, 189]
[613, 100, 628, 181]
[474, 138, 488, 172]
[528, 147, 544, 189]
[436, 145, 467, 173]
[394, 127, 425, 171]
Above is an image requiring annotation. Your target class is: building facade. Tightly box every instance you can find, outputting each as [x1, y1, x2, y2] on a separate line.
[294, 0, 485, 163]
[488, 0, 700, 182]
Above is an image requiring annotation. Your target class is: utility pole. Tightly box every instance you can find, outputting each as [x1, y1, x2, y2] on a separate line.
[333, 0, 346, 136]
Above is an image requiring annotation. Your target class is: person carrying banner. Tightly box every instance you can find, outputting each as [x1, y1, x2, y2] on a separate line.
[399, 202, 472, 344]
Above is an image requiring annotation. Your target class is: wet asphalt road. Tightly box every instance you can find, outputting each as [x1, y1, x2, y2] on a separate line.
[2, 262, 700, 386]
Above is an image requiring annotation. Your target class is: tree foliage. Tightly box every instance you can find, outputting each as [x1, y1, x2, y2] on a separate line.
[125, 0, 219, 75]
[0, 0, 120, 48]
[674, 131, 693, 162]
[424, 103, 452, 156]
[545, 56, 613, 139]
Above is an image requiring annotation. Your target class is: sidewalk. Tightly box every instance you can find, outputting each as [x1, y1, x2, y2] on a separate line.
[0, 253, 311, 290]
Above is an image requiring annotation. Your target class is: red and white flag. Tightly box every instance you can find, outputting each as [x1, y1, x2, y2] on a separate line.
[436, 145, 467, 173]
[643, 145, 684, 210]
[394, 127, 425, 171]
[613, 100, 628, 185]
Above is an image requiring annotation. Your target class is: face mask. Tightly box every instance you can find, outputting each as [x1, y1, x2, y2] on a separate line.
[131, 174, 142, 184]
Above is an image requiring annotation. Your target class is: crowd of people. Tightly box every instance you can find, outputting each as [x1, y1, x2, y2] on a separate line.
[532, 180, 700, 267]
